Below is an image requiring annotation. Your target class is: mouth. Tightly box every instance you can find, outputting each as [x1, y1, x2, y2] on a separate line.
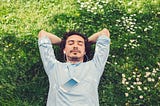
[70, 50, 81, 53]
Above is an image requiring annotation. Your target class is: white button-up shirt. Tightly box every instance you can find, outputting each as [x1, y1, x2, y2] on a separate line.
[38, 35, 110, 106]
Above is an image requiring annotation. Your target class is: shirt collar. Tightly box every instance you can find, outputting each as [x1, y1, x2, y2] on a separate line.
[66, 62, 82, 66]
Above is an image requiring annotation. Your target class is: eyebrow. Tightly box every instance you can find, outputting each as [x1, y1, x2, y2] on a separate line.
[67, 40, 84, 43]
[67, 40, 74, 43]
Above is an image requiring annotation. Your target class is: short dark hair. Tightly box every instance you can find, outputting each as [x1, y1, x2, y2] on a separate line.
[60, 31, 91, 62]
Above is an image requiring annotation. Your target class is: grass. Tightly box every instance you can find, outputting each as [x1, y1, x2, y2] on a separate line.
[0, 0, 77, 36]
[0, 0, 160, 105]
[0, 0, 77, 105]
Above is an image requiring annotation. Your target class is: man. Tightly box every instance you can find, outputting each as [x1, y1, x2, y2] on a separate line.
[38, 28, 110, 106]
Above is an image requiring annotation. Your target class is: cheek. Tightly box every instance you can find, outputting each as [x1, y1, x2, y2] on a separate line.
[64, 46, 72, 53]
[80, 47, 85, 53]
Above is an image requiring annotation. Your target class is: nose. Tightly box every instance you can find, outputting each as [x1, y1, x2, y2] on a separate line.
[73, 44, 78, 50]
[73, 46, 78, 50]
[73, 43, 78, 48]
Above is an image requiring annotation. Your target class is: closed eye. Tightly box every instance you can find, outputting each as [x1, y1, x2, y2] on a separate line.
[78, 41, 84, 46]
[67, 40, 84, 46]
[68, 40, 74, 45]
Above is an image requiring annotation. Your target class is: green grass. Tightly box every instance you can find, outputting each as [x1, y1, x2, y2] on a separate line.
[0, 0, 77, 36]
[0, 1, 78, 105]
[0, 0, 160, 106]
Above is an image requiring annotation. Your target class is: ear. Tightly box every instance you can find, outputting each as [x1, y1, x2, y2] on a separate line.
[63, 48, 66, 54]
[63, 50, 66, 54]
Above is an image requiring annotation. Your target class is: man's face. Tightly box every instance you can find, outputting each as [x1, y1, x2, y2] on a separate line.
[63, 35, 86, 62]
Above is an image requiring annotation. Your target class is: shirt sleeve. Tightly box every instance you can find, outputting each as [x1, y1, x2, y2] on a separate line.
[38, 36, 58, 75]
[92, 35, 110, 75]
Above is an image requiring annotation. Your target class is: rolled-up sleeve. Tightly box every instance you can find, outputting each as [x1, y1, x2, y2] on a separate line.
[38, 36, 57, 75]
[93, 35, 110, 75]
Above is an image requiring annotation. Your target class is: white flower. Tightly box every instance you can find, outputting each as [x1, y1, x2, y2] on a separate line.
[80, 4, 84, 8]
[133, 82, 137, 85]
[133, 72, 136, 75]
[137, 81, 142, 85]
[77, 0, 81, 3]
[125, 102, 129, 106]
[144, 72, 151, 77]
[122, 78, 127, 84]
[130, 39, 136, 43]
[144, 87, 148, 90]
[121, 17, 125, 20]
[156, 68, 159, 71]
[136, 78, 140, 81]
[127, 87, 130, 90]
[148, 26, 153, 29]
[147, 77, 152, 82]
[99, 5, 103, 9]
[133, 75, 136, 78]
[137, 74, 141, 77]
[137, 35, 141, 38]
[122, 74, 126, 78]
[152, 68, 157, 73]
[125, 93, 129, 97]
[126, 57, 129, 60]
[112, 55, 115, 58]
[137, 86, 142, 91]
[154, 83, 159, 87]
[145, 67, 149, 70]
[130, 31, 136, 34]
[128, 9, 132, 13]
[126, 82, 129, 85]
[128, 77, 131, 80]
[130, 85, 135, 88]
[128, 2, 132, 6]
[133, 14, 136, 16]
[106, 61, 111, 64]
[151, 73, 156, 76]
[139, 95, 143, 99]
[151, 78, 155, 82]
[144, 28, 148, 31]
[124, 44, 127, 47]
[116, 19, 121, 22]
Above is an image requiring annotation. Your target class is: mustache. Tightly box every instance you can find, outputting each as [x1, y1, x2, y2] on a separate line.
[70, 50, 81, 53]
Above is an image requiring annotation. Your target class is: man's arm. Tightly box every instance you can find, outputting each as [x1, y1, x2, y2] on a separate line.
[38, 30, 61, 45]
[38, 30, 60, 75]
[90, 28, 111, 76]
[88, 28, 110, 44]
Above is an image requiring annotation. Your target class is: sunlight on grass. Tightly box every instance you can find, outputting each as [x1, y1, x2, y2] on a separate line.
[118, 0, 160, 13]
[0, 0, 159, 105]
[0, 0, 76, 36]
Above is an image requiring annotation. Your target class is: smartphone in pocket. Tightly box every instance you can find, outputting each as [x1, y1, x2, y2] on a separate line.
[60, 78, 79, 92]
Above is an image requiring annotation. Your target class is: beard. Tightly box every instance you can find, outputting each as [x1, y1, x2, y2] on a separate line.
[66, 50, 85, 63]
[68, 56, 80, 62]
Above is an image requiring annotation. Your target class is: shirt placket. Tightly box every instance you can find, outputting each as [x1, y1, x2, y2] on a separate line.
[67, 64, 76, 78]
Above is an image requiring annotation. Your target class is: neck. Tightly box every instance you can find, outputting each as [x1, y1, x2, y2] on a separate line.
[67, 56, 83, 64]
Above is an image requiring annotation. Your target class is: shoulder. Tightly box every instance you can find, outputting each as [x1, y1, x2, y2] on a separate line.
[96, 35, 111, 44]
[38, 36, 51, 47]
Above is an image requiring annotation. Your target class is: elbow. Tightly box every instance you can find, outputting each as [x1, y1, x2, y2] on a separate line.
[38, 30, 46, 38]
[101, 28, 110, 38]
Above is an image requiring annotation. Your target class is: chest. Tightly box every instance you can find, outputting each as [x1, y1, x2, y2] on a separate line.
[50, 62, 100, 87]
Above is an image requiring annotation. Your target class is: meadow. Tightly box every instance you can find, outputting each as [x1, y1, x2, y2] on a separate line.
[0, 0, 160, 105]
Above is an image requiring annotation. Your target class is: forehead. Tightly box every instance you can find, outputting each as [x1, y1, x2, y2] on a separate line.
[67, 35, 84, 42]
